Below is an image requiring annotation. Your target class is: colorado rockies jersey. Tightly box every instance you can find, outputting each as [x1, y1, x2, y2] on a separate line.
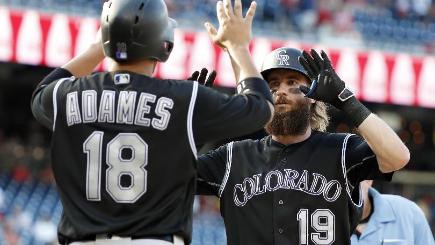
[31, 69, 271, 244]
[197, 131, 392, 245]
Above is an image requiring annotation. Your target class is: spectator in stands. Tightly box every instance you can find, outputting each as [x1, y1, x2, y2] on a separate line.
[2, 221, 20, 245]
[261, 0, 281, 23]
[33, 214, 57, 245]
[7, 207, 32, 232]
[351, 180, 434, 245]
[412, 0, 432, 21]
[393, 0, 412, 20]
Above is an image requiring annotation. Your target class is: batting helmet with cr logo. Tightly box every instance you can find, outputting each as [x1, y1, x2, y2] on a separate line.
[260, 47, 309, 81]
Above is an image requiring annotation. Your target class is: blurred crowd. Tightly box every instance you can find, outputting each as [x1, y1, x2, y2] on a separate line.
[0, 0, 434, 53]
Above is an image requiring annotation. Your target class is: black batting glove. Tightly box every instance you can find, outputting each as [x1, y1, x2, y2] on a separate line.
[187, 68, 217, 88]
[298, 49, 371, 127]
[298, 49, 350, 108]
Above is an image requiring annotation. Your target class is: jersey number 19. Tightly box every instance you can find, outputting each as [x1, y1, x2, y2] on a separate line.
[83, 131, 148, 203]
[297, 209, 335, 245]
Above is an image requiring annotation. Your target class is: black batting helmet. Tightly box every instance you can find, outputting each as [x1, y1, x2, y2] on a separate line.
[101, 0, 177, 62]
[260, 47, 309, 80]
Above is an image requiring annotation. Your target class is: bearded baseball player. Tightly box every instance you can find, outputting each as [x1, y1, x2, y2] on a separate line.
[196, 48, 410, 245]
[30, 0, 273, 244]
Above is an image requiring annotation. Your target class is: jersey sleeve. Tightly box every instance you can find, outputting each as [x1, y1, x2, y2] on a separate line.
[196, 143, 231, 196]
[31, 68, 73, 130]
[193, 84, 271, 144]
[345, 135, 394, 187]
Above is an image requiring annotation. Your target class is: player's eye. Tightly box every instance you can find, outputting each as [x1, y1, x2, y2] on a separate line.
[287, 79, 297, 86]
[269, 80, 279, 88]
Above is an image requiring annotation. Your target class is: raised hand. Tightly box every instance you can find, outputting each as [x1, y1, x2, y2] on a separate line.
[298, 49, 353, 109]
[204, 0, 256, 50]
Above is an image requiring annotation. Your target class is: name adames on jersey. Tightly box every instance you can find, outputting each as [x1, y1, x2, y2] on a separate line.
[66, 90, 174, 131]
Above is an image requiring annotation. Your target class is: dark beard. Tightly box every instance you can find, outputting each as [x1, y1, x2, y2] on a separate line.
[265, 102, 310, 136]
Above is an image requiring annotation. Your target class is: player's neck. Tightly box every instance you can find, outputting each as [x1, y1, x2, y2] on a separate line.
[110, 59, 157, 77]
[361, 194, 373, 221]
[356, 195, 373, 234]
[271, 127, 312, 145]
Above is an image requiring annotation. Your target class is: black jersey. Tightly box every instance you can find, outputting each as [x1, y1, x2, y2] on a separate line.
[31, 69, 271, 244]
[197, 131, 392, 245]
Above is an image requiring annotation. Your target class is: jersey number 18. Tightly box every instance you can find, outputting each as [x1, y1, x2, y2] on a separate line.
[83, 131, 148, 203]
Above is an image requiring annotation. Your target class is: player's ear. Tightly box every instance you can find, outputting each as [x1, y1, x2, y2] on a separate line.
[307, 97, 316, 104]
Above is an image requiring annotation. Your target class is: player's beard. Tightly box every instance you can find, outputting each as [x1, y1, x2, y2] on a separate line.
[265, 99, 310, 136]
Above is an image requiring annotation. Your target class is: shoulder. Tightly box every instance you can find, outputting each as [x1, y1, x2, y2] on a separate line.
[162, 79, 203, 98]
[381, 194, 418, 208]
[312, 131, 352, 139]
[382, 194, 422, 212]
[233, 137, 266, 151]
[310, 131, 356, 145]
[162, 79, 195, 88]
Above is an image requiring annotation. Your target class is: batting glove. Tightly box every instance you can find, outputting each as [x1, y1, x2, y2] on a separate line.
[187, 68, 217, 88]
[298, 49, 371, 127]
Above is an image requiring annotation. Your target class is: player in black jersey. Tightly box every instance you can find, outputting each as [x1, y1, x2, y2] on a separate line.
[196, 48, 410, 245]
[31, 0, 273, 244]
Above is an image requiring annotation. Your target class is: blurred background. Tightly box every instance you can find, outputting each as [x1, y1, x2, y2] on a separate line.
[0, 0, 434, 244]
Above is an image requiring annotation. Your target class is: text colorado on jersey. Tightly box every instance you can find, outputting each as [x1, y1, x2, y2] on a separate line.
[233, 169, 342, 207]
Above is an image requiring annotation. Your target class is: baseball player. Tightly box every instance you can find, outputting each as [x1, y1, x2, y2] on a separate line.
[31, 0, 273, 244]
[196, 48, 410, 245]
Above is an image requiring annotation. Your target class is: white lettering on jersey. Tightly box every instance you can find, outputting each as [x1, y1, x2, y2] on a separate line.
[66, 90, 174, 131]
[98, 90, 116, 123]
[296, 170, 309, 192]
[233, 169, 342, 207]
[265, 170, 283, 192]
[66, 92, 82, 126]
[152, 97, 174, 131]
[82, 90, 98, 123]
[309, 173, 328, 195]
[134, 93, 156, 127]
[282, 169, 299, 189]
[116, 91, 137, 125]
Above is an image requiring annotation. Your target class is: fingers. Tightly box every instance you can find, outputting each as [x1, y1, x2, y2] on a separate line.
[234, 0, 243, 17]
[310, 49, 323, 71]
[190, 69, 216, 87]
[204, 22, 218, 42]
[198, 68, 209, 84]
[321, 50, 332, 67]
[223, 0, 234, 19]
[216, 1, 225, 26]
[188, 71, 200, 81]
[205, 70, 217, 87]
[318, 70, 331, 85]
[244, 1, 257, 23]
[298, 56, 316, 80]
[301, 51, 319, 77]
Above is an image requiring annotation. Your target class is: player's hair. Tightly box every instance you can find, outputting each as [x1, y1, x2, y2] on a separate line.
[310, 101, 329, 132]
